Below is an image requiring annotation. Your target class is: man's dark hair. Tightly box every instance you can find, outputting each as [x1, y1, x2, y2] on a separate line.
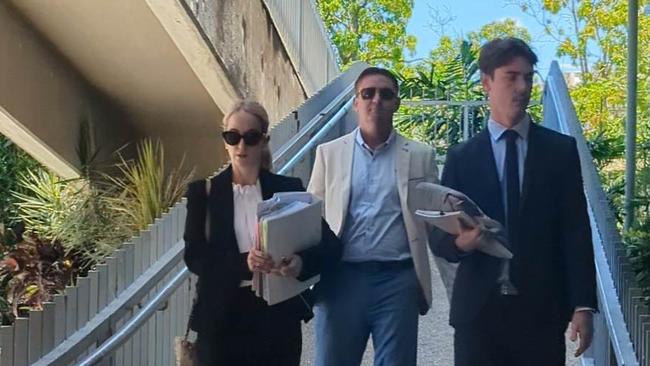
[354, 67, 399, 93]
[479, 37, 538, 77]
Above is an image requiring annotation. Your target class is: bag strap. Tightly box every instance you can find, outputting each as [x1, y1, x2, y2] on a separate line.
[204, 177, 211, 241]
[183, 177, 211, 340]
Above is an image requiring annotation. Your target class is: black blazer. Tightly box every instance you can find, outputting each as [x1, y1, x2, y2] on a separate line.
[432, 123, 597, 327]
[183, 166, 341, 334]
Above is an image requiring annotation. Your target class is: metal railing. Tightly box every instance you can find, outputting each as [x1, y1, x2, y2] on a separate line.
[543, 60, 641, 366]
[277, 97, 353, 176]
[0, 201, 191, 366]
[33, 223, 188, 366]
[73, 97, 354, 366]
[400, 100, 489, 142]
[268, 62, 366, 183]
[51, 65, 364, 366]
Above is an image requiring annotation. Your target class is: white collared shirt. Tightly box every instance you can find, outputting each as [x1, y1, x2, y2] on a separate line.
[232, 181, 262, 253]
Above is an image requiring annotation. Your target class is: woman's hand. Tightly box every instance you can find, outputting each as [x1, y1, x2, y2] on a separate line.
[247, 249, 275, 273]
[272, 255, 303, 278]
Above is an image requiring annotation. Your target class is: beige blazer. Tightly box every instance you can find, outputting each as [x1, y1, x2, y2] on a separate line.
[307, 130, 438, 310]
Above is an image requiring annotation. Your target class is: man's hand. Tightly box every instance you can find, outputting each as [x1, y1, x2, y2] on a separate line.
[247, 249, 275, 273]
[570, 310, 594, 357]
[454, 218, 482, 252]
[272, 255, 303, 278]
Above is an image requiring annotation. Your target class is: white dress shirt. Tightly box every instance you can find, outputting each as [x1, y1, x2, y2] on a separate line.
[233, 181, 262, 253]
[233, 181, 262, 287]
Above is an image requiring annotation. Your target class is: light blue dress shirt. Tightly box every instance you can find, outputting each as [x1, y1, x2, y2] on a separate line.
[487, 115, 530, 214]
[340, 129, 411, 262]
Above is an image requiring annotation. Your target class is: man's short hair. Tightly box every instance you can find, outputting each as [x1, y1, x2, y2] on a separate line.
[479, 37, 538, 77]
[354, 67, 399, 93]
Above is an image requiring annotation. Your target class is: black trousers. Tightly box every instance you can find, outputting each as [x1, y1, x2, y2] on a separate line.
[454, 292, 567, 366]
[195, 287, 302, 366]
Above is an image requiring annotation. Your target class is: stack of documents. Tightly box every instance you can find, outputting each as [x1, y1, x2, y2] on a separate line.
[415, 209, 513, 259]
[414, 210, 476, 235]
[253, 192, 322, 305]
[412, 182, 513, 259]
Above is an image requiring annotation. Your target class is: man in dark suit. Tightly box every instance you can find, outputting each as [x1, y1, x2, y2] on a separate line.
[431, 37, 597, 365]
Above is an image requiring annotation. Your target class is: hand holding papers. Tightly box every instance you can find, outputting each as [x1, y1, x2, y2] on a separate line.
[253, 192, 322, 305]
[272, 254, 303, 278]
[413, 182, 513, 259]
[413, 210, 477, 235]
[247, 248, 275, 273]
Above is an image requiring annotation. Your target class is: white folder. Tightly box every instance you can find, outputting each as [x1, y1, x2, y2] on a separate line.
[255, 192, 322, 305]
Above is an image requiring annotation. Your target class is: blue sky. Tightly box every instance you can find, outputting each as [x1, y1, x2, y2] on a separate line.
[406, 0, 578, 75]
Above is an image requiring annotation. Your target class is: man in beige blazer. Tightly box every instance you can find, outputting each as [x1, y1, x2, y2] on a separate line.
[308, 67, 438, 366]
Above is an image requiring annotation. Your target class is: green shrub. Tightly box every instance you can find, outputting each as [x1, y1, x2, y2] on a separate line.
[13, 170, 130, 271]
[103, 139, 194, 232]
[0, 135, 42, 243]
[2, 138, 194, 322]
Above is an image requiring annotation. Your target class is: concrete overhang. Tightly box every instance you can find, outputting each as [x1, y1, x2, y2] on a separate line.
[7, 0, 241, 178]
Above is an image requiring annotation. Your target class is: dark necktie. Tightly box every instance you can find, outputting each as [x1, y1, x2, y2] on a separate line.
[498, 129, 521, 295]
[504, 129, 520, 248]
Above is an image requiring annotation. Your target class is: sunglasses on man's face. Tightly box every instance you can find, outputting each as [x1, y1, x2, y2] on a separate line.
[357, 87, 397, 101]
[222, 130, 266, 146]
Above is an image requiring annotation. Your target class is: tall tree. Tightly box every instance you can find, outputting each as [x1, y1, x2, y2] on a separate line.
[316, 0, 417, 70]
[508, 0, 649, 132]
[469, 18, 533, 44]
[508, 0, 650, 298]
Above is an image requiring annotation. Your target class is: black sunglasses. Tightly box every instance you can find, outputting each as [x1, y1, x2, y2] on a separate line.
[357, 87, 397, 101]
[222, 130, 266, 146]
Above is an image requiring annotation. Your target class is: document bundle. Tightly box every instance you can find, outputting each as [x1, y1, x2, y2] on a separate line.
[252, 192, 322, 305]
[413, 182, 513, 259]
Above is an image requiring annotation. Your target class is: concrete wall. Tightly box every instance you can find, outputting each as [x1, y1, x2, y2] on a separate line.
[182, 0, 307, 123]
[135, 113, 225, 183]
[0, 2, 137, 178]
[2, 0, 316, 180]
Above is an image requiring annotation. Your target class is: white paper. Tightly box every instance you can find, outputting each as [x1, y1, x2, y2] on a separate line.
[415, 209, 476, 235]
[256, 192, 322, 305]
[416, 209, 513, 259]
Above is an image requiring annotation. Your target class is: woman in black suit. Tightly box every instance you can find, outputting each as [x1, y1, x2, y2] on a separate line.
[183, 100, 341, 366]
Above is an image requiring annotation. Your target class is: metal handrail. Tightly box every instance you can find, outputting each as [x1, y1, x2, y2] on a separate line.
[75, 87, 353, 366]
[544, 60, 639, 366]
[272, 83, 354, 167]
[33, 240, 186, 366]
[278, 96, 353, 175]
[76, 266, 189, 366]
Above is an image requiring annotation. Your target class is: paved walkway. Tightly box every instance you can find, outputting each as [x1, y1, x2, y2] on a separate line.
[300, 253, 581, 365]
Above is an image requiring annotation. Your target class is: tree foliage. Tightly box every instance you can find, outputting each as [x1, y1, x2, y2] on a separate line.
[395, 40, 486, 154]
[394, 25, 542, 155]
[316, 0, 417, 70]
[509, 0, 649, 135]
[0, 136, 42, 233]
[510, 0, 650, 301]
[468, 18, 533, 45]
